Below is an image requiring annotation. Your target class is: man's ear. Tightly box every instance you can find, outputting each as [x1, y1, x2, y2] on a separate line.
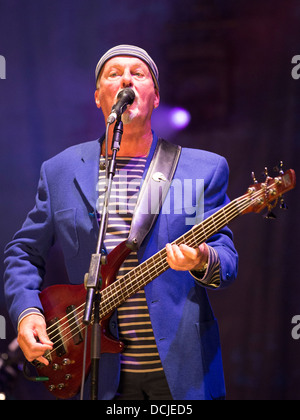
[154, 89, 160, 109]
[94, 89, 101, 109]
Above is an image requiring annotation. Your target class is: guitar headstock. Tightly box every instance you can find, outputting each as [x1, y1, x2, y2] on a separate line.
[241, 165, 296, 216]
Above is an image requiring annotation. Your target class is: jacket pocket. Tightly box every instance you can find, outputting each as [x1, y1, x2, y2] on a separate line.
[54, 208, 79, 259]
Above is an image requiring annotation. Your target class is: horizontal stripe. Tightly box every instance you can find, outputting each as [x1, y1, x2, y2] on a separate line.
[121, 360, 162, 365]
[120, 330, 154, 335]
[118, 314, 150, 319]
[119, 321, 152, 327]
[118, 306, 148, 311]
[122, 337, 156, 341]
[121, 367, 164, 373]
[122, 352, 160, 358]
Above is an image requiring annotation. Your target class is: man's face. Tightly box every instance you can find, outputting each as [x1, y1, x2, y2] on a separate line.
[95, 56, 160, 126]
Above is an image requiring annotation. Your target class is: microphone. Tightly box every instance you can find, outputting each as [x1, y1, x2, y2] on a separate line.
[107, 88, 135, 124]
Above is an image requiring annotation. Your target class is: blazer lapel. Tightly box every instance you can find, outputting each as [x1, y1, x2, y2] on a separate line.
[73, 139, 101, 213]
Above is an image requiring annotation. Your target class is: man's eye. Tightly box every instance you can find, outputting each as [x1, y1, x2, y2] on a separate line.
[109, 72, 119, 78]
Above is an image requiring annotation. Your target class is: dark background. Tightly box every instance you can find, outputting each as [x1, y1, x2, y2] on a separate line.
[0, 0, 299, 400]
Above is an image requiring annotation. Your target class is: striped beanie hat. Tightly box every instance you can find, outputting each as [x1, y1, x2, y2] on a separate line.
[95, 44, 159, 90]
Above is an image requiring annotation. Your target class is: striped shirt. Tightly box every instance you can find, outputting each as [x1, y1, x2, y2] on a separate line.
[97, 155, 164, 373]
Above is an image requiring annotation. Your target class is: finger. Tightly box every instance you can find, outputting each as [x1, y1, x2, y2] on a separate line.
[166, 243, 178, 268]
[35, 329, 53, 347]
[170, 244, 183, 260]
[18, 328, 53, 365]
[178, 244, 199, 260]
[29, 344, 52, 362]
[166, 244, 187, 270]
[166, 243, 175, 260]
[34, 349, 52, 366]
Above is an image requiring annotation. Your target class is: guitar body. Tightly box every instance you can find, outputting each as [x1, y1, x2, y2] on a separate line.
[36, 241, 131, 399]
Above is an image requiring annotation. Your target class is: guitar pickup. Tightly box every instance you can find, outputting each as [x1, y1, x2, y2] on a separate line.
[47, 317, 66, 357]
[66, 305, 83, 345]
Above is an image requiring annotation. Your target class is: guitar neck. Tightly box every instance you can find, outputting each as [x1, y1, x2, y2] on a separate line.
[98, 195, 250, 320]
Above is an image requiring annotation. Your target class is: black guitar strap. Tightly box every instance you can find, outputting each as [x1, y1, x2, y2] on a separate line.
[126, 138, 181, 251]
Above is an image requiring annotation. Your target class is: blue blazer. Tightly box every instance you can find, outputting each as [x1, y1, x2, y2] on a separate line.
[4, 133, 238, 400]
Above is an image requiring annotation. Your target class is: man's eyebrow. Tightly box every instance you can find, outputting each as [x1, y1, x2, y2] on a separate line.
[105, 64, 122, 71]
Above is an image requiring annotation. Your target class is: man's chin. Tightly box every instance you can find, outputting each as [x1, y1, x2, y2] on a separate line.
[121, 109, 139, 125]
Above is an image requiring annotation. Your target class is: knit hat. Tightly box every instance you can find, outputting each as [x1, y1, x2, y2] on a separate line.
[95, 44, 159, 90]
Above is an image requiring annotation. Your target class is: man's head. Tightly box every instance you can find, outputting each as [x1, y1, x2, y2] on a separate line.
[95, 45, 159, 91]
[94, 45, 160, 126]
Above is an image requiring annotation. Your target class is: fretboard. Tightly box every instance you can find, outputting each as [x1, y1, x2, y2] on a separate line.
[99, 195, 250, 319]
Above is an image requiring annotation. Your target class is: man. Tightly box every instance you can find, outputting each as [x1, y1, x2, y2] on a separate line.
[4, 45, 238, 400]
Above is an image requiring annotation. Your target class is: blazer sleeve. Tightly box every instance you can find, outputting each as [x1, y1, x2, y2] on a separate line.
[3, 162, 54, 330]
[192, 154, 238, 289]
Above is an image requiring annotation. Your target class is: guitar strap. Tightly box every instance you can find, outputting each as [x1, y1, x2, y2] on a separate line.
[126, 138, 181, 251]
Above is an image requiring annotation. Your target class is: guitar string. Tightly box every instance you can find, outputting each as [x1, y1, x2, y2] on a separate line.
[43, 194, 253, 353]
[44, 193, 256, 354]
[44, 172, 286, 348]
[43, 195, 251, 354]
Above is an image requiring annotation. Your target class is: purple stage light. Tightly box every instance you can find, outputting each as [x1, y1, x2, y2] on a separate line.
[170, 107, 191, 129]
[152, 105, 191, 139]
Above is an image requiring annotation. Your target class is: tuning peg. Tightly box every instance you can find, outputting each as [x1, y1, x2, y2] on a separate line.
[251, 171, 258, 184]
[264, 167, 269, 178]
[280, 196, 288, 210]
[273, 161, 284, 175]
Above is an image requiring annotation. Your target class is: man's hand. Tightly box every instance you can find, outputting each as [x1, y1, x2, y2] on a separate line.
[166, 243, 209, 272]
[17, 314, 53, 366]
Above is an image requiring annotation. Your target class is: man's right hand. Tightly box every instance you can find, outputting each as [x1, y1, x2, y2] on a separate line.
[17, 314, 53, 366]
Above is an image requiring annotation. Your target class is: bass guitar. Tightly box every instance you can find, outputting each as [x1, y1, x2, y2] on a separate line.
[33, 167, 296, 399]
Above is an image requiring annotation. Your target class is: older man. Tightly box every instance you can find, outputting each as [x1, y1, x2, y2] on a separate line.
[4, 45, 238, 400]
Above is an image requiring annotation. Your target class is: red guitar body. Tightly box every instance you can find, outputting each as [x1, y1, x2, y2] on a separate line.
[36, 241, 131, 399]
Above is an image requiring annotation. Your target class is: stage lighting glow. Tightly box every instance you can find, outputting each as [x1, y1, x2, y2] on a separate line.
[170, 108, 191, 129]
[151, 104, 191, 139]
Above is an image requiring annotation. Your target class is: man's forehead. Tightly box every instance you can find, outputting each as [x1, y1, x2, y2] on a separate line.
[103, 55, 150, 70]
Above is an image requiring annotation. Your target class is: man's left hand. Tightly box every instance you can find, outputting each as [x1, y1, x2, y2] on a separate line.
[166, 243, 209, 272]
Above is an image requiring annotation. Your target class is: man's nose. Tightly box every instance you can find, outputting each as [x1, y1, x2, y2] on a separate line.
[121, 69, 133, 88]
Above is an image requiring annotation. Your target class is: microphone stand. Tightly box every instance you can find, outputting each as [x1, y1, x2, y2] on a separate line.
[82, 116, 124, 400]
